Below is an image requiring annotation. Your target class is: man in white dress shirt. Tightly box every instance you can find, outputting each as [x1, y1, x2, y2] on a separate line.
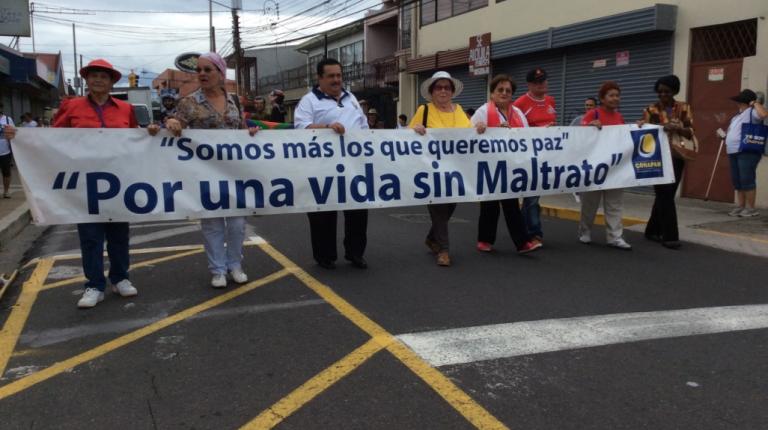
[294, 58, 370, 269]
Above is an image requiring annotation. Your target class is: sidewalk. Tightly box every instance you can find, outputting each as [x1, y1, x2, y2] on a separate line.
[0, 166, 29, 253]
[541, 189, 768, 258]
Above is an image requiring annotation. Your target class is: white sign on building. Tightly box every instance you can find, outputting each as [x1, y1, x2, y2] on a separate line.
[0, 0, 30, 37]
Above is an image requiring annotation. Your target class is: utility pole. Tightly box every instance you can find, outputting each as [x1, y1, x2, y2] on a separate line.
[72, 23, 79, 95]
[209, 0, 215, 51]
[231, 1, 242, 95]
[30, 2, 36, 52]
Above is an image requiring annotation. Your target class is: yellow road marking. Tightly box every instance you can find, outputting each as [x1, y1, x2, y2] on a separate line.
[0, 268, 290, 400]
[541, 204, 646, 227]
[45, 240, 265, 262]
[0, 259, 54, 377]
[241, 337, 388, 429]
[40, 249, 203, 291]
[257, 242, 509, 430]
[696, 228, 768, 245]
[0, 269, 19, 301]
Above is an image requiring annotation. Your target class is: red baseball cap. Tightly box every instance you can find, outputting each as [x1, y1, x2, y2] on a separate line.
[79, 59, 122, 82]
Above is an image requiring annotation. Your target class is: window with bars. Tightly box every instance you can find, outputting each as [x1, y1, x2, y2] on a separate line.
[691, 18, 757, 63]
[420, 0, 488, 27]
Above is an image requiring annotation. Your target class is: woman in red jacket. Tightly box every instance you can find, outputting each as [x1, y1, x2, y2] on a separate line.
[53, 59, 157, 308]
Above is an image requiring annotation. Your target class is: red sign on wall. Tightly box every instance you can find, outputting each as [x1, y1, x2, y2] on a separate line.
[469, 33, 491, 76]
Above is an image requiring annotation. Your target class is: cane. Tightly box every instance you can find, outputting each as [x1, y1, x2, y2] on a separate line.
[704, 128, 727, 201]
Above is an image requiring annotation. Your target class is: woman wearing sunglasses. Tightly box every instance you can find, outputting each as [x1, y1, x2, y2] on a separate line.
[471, 74, 542, 255]
[166, 52, 258, 289]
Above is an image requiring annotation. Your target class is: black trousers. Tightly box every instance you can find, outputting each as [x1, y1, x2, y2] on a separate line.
[645, 157, 685, 242]
[307, 209, 368, 262]
[477, 199, 528, 249]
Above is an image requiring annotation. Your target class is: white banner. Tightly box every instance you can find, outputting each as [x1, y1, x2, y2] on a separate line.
[12, 126, 674, 225]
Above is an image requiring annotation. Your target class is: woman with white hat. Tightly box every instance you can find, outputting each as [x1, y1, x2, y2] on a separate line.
[410, 70, 480, 266]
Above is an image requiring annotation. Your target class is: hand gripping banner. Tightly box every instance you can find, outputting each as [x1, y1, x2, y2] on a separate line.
[11, 126, 674, 225]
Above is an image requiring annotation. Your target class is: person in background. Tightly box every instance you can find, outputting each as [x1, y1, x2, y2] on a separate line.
[471, 74, 542, 255]
[579, 81, 632, 250]
[411, 70, 483, 267]
[294, 58, 370, 270]
[250, 96, 270, 121]
[397, 114, 408, 129]
[723, 89, 767, 217]
[166, 52, 259, 288]
[513, 68, 557, 245]
[570, 97, 597, 126]
[269, 89, 287, 123]
[366, 108, 384, 129]
[5, 59, 160, 308]
[358, 99, 370, 114]
[640, 75, 693, 249]
[21, 113, 38, 127]
[158, 92, 177, 125]
[464, 107, 476, 119]
[0, 101, 14, 199]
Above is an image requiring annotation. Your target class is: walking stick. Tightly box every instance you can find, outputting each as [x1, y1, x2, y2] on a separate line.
[704, 129, 727, 201]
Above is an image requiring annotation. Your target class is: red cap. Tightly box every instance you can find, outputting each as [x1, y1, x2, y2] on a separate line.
[79, 59, 122, 83]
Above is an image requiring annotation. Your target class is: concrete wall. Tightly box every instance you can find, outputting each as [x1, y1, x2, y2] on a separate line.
[365, 21, 398, 62]
[414, 0, 768, 205]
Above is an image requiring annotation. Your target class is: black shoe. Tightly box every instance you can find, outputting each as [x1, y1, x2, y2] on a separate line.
[645, 234, 662, 243]
[662, 240, 681, 250]
[345, 255, 368, 269]
[317, 260, 336, 270]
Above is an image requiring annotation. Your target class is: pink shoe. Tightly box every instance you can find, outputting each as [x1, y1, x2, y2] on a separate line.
[518, 239, 542, 254]
[476, 241, 493, 252]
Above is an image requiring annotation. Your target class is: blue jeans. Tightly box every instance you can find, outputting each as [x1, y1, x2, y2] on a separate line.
[728, 152, 761, 191]
[201, 216, 246, 275]
[522, 196, 543, 238]
[77, 222, 130, 291]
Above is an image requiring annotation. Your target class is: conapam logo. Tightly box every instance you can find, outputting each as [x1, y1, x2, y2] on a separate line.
[630, 129, 663, 179]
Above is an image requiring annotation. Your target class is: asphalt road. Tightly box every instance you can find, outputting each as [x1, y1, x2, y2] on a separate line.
[1, 204, 767, 429]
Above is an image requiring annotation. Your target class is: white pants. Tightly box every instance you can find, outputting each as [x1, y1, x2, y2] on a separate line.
[200, 216, 246, 275]
[579, 189, 624, 242]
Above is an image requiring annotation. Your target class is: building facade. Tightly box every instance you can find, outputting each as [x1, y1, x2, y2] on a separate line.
[400, 1, 768, 205]
[0, 45, 66, 123]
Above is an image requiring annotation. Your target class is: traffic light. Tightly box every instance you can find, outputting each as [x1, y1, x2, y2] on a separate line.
[128, 70, 138, 88]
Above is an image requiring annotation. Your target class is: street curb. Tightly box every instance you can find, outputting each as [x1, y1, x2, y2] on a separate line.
[0, 203, 31, 250]
[540, 205, 647, 227]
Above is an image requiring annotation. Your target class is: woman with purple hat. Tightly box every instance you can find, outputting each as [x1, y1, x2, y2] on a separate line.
[166, 52, 259, 289]
[723, 89, 767, 217]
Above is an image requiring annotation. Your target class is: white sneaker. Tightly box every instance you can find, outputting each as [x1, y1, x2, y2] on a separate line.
[608, 238, 633, 250]
[739, 208, 760, 218]
[229, 269, 248, 284]
[578, 232, 592, 244]
[728, 207, 745, 217]
[112, 279, 138, 297]
[78, 288, 105, 308]
[211, 274, 227, 289]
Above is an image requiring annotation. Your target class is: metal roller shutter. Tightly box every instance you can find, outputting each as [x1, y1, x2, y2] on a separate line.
[418, 66, 488, 111]
[492, 51, 565, 123]
[562, 33, 673, 124]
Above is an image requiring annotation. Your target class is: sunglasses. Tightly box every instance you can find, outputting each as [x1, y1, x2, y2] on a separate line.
[433, 84, 453, 92]
[195, 66, 216, 73]
[495, 88, 514, 94]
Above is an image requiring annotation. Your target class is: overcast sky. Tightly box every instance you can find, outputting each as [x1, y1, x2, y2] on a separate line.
[5, 0, 381, 85]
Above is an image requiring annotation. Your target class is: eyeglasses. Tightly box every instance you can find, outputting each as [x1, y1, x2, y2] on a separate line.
[195, 66, 215, 73]
[432, 85, 453, 92]
[495, 88, 513, 94]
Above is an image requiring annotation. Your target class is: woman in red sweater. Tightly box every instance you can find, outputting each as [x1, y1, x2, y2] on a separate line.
[579, 81, 632, 250]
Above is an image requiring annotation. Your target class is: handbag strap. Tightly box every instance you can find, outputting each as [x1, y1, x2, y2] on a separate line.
[422, 104, 429, 127]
